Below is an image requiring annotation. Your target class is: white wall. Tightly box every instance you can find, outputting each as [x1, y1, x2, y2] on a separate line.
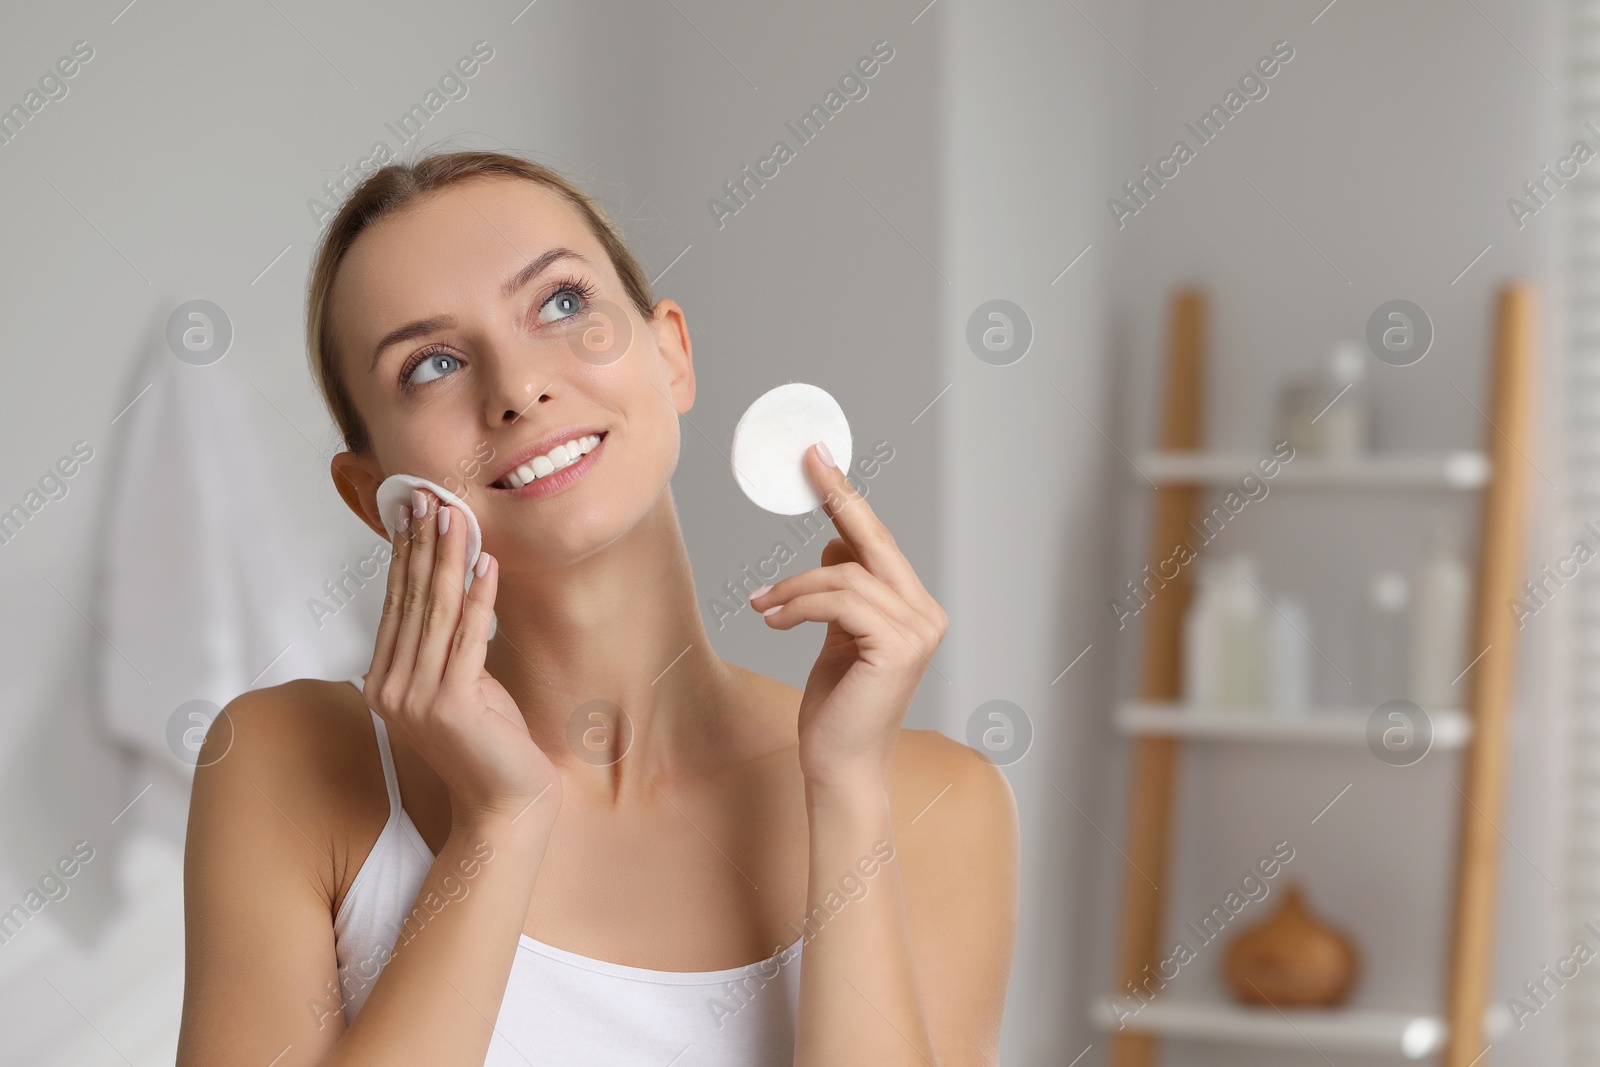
[937, 0, 1125, 1063]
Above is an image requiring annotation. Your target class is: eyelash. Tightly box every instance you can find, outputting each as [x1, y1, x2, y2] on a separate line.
[397, 274, 600, 390]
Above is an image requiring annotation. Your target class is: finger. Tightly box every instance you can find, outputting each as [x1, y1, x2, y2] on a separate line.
[388, 490, 440, 688]
[756, 564, 940, 669]
[413, 504, 469, 686]
[753, 557, 919, 633]
[816, 536, 948, 635]
[367, 503, 414, 685]
[760, 589, 902, 651]
[820, 536, 857, 570]
[444, 552, 498, 689]
[766, 588, 943, 671]
[803, 445, 931, 606]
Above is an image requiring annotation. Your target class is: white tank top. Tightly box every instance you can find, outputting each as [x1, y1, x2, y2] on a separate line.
[332, 677, 804, 1065]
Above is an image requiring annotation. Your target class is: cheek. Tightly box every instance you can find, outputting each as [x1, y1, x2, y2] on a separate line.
[604, 366, 681, 492]
[378, 418, 493, 494]
[582, 335, 681, 457]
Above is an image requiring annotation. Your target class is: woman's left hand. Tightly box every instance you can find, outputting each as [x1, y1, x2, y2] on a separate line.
[751, 443, 948, 791]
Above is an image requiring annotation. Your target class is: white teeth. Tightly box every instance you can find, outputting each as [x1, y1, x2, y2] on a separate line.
[501, 434, 602, 488]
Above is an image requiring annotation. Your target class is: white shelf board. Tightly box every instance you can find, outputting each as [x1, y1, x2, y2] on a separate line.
[1116, 702, 1473, 749]
[1089, 997, 1447, 1059]
[1134, 450, 1490, 489]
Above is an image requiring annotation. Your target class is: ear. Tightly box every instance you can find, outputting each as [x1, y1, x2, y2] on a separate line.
[330, 452, 388, 541]
[648, 297, 695, 415]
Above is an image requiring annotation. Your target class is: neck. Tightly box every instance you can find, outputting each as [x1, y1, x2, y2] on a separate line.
[481, 490, 738, 802]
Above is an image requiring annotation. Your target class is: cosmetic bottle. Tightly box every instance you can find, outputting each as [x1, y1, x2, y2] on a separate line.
[1318, 340, 1371, 459]
[1360, 571, 1411, 705]
[1274, 379, 1325, 456]
[1267, 595, 1312, 714]
[1183, 561, 1223, 708]
[1216, 554, 1268, 710]
[1412, 523, 1471, 709]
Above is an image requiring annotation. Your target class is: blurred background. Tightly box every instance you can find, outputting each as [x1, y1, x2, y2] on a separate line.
[0, 0, 1585, 1064]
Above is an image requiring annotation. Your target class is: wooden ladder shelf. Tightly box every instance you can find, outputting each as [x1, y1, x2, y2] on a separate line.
[1104, 283, 1537, 1067]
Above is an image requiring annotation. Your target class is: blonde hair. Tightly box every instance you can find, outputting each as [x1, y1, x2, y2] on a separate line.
[305, 150, 656, 453]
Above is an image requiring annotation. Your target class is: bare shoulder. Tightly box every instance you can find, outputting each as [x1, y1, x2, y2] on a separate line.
[178, 677, 382, 1062]
[888, 729, 1019, 855]
[208, 677, 370, 763]
[888, 729, 1020, 962]
[202, 678, 380, 811]
[189, 677, 388, 911]
[718, 660, 1017, 851]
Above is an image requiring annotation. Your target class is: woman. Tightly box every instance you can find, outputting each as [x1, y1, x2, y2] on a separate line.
[177, 151, 1018, 1066]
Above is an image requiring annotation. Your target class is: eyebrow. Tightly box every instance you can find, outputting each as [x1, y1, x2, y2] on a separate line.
[368, 246, 591, 372]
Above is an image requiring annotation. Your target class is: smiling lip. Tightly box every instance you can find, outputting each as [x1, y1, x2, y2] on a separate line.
[489, 430, 608, 499]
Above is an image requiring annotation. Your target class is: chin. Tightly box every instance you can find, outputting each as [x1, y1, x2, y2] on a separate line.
[488, 490, 662, 571]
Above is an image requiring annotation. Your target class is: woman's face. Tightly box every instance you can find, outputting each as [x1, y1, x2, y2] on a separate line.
[329, 175, 693, 571]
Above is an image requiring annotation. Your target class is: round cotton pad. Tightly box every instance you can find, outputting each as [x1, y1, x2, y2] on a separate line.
[730, 383, 852, 515]
[375, 474, 483, 591]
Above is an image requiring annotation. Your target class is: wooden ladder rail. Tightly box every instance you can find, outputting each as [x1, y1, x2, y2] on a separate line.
[1442, 281, 1537, 1067]
[1108, 288, 1207, 1067]
[1103, 283, 1533, 1066]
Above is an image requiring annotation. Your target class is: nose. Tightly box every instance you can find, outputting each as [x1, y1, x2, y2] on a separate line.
[499, 386, 550, 426]
[476, 304, 590, 427]
[493, 381, 550, 426]
[479, 346, 554, 427]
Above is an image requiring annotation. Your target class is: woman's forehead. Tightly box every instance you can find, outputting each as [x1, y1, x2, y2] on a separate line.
[331, 179, 600, 360]
[342, 179, 590, 299]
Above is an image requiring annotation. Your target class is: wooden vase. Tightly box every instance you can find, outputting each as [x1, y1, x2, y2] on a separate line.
[1224, 882, 1359, 1007]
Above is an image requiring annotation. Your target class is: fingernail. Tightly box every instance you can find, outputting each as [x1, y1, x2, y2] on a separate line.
[750, 583, 773, 600]
[397, 504, 411, 533]
[815, 441, 837, 469]
[412, 489, 427, 518]
[761, 604, 784, 617]
[474, 552, 491, 578]
[439, 506, 451, 535]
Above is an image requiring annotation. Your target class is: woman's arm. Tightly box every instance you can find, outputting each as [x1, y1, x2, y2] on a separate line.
[795, 735, 1018, 1067]
[176, 687, 558, 1067]
[753, 443, 1017, 1065]
[321, 807, 555, 1065]
[797, 770, 932, 1065]
[181, 494, 562, 1065]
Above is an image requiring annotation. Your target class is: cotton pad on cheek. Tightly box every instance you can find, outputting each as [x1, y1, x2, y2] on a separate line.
[375, 474, 483, 591]
[730, 382, 852, 515]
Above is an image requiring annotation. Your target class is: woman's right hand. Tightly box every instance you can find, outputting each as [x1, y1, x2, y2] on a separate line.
[365, 487, 562, 828]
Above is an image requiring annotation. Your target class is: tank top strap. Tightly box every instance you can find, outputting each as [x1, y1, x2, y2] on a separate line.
[367, 710, 403, 822]
[348, 674, 402, 825]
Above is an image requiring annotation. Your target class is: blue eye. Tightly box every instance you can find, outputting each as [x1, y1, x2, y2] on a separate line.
[538, 287, 586, 324]
[406, 351, 460, 387]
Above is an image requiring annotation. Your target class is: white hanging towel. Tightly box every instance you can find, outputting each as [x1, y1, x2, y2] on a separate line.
[91, 348, 374, 807]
